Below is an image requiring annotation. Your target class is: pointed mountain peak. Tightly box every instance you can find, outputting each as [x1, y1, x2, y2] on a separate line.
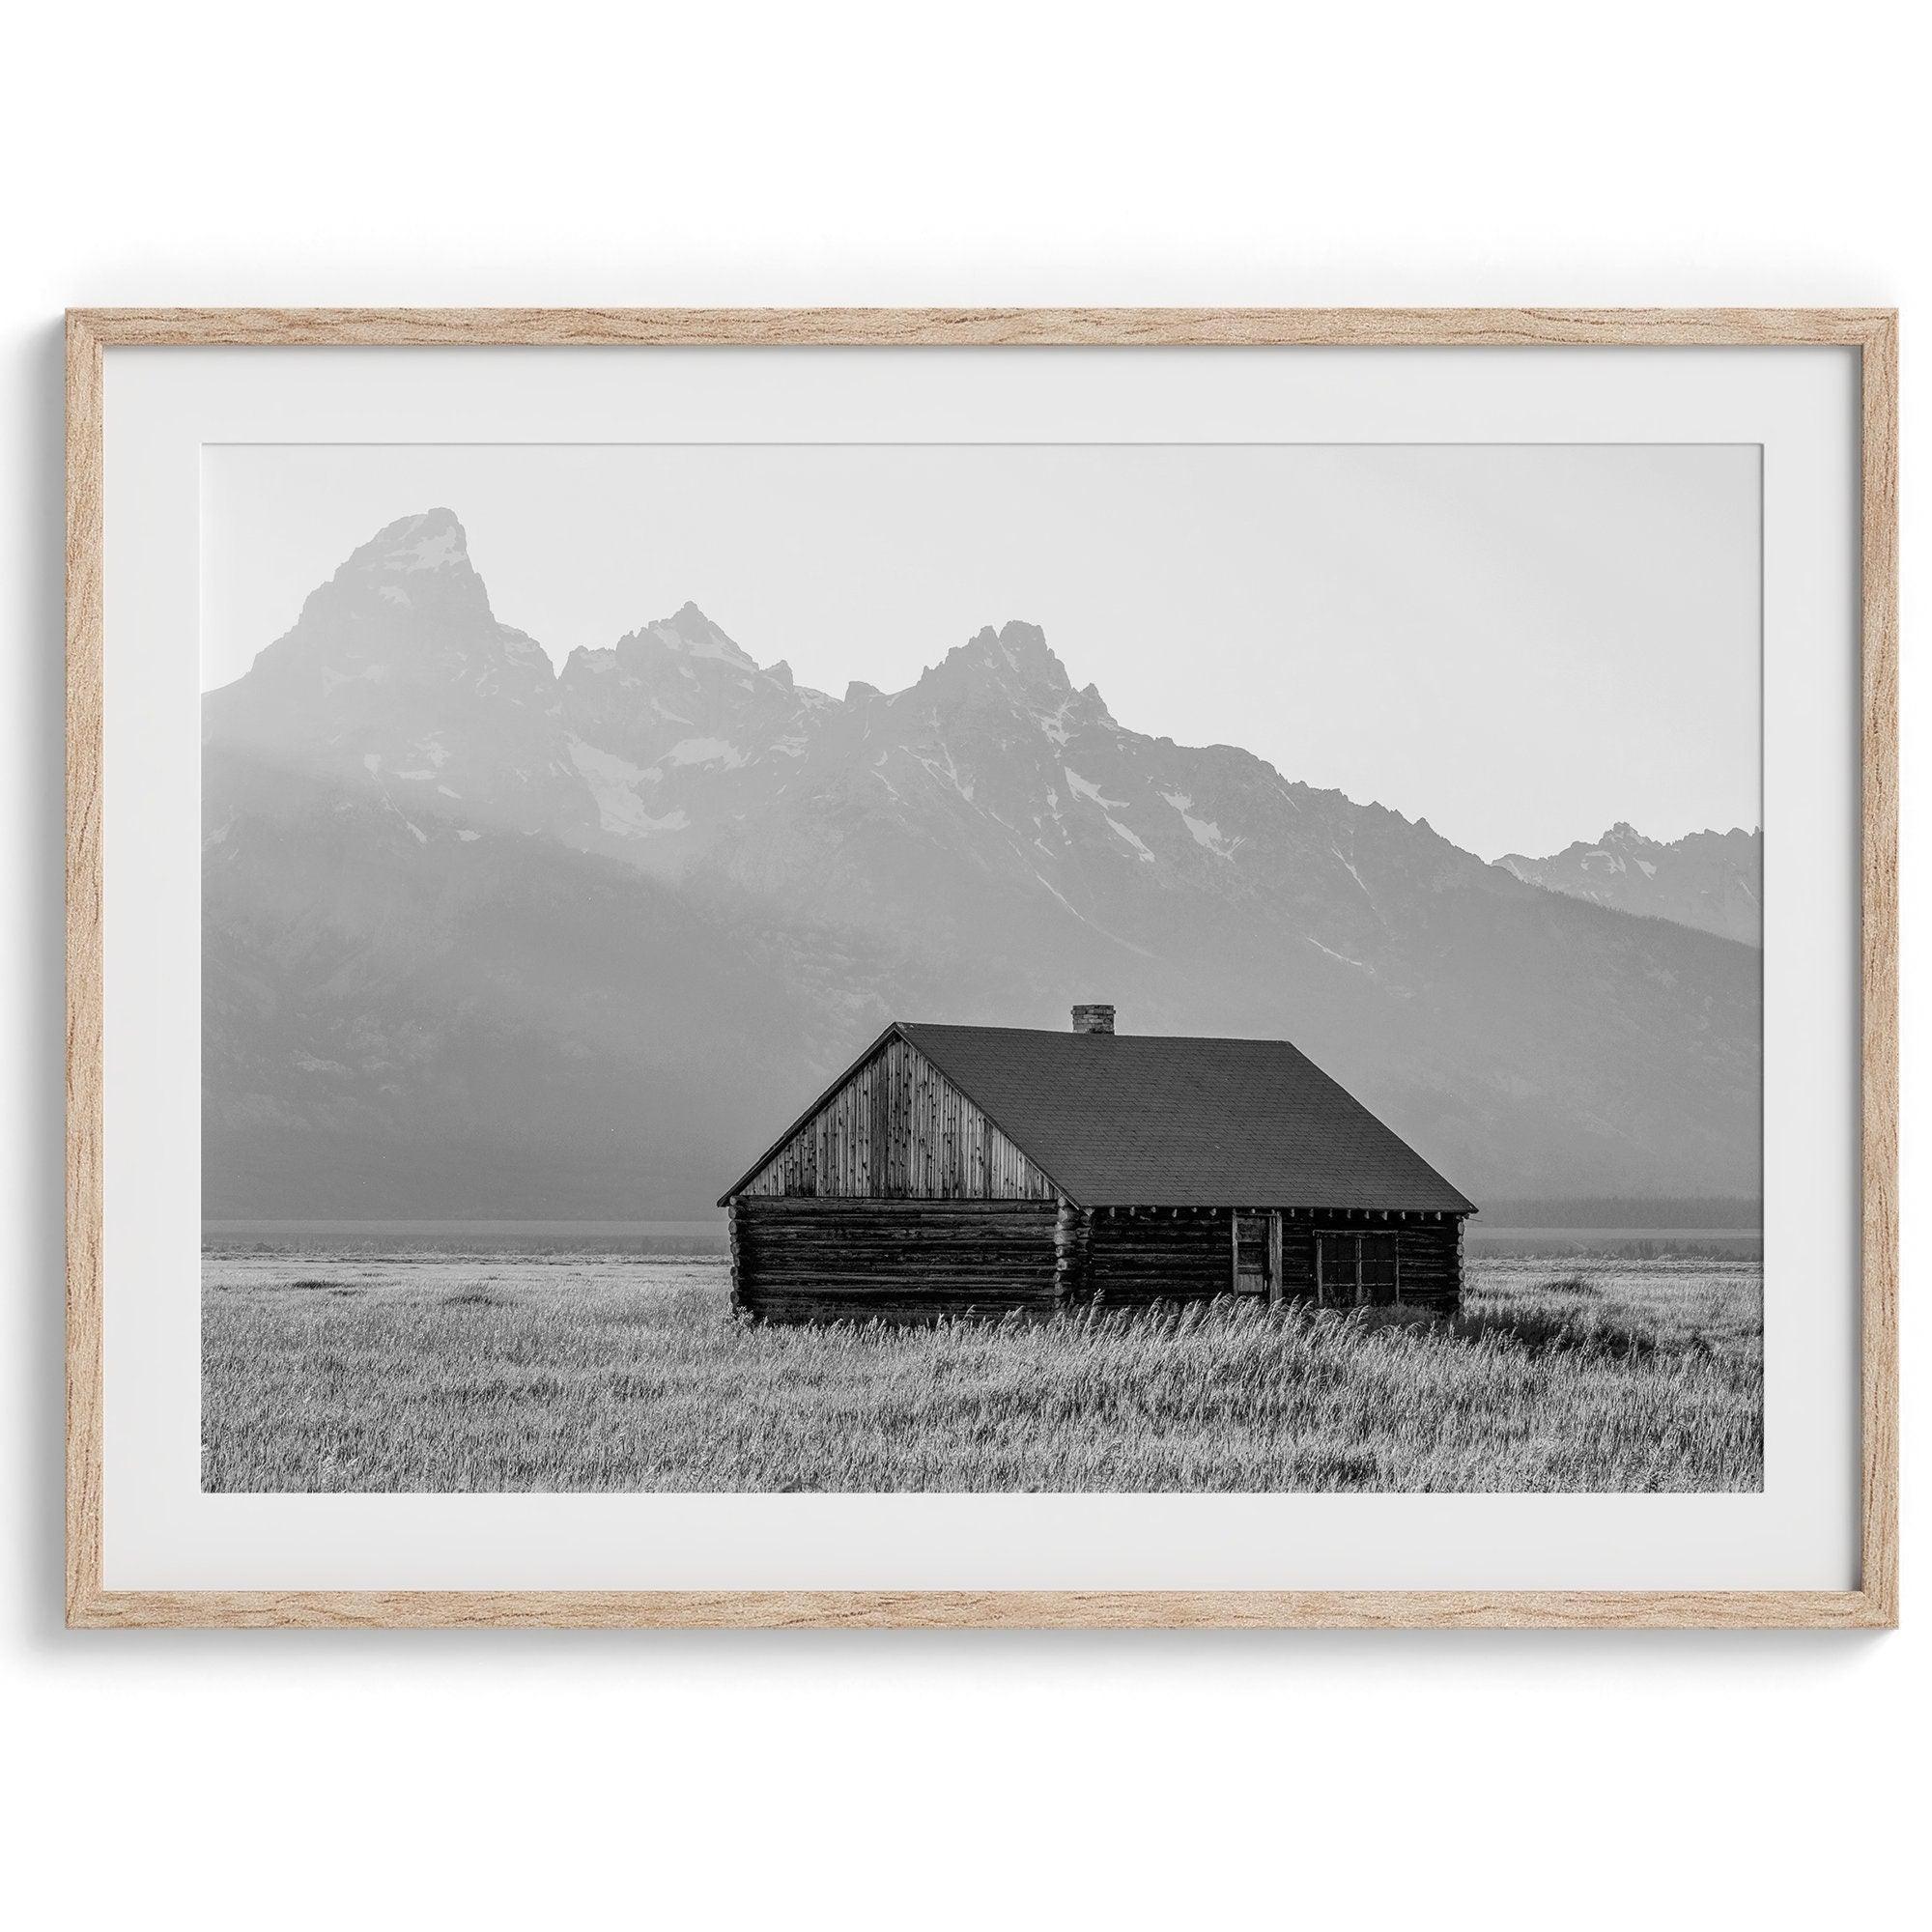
[990, 618, 1068, 681]
[624, 601, 758, 668]
[1077, 679, 1115, 726]
[352, 506, 471, 575]
[1598, 821, 1661, 851]
[934, 619, 1075, 697]
[300, 506, 492, 624]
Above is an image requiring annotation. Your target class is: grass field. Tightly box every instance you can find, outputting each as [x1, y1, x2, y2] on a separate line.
[201, 1247, 1762, 1493]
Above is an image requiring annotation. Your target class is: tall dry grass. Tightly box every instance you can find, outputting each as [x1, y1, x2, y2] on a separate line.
[201, 1251, 1761, 1492]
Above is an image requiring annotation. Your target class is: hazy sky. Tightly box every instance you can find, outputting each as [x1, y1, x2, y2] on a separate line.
[204, 442, 1760, 861]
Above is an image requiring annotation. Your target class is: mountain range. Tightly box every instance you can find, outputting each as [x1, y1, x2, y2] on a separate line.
[202, 508, 1762, 1219]
[1497, 823, 1761, 946]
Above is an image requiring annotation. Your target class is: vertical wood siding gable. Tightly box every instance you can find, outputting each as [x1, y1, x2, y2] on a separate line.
[738, 1036, 1057, 1201]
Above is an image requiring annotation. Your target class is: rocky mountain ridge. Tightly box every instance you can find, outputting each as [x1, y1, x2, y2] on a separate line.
[202, 509, 1762, 1217]
[1496, 822, 1762, 945]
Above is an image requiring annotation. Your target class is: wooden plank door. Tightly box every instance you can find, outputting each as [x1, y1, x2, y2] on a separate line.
[1233, 1212, 1268, 1295]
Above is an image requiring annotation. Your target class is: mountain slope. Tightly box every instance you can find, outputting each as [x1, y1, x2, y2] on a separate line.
[202, 507, 596, 839]
[202, 511, 1762, 1216]
[1496, 823, 1762, 945]
[203, 746, 969, 1217]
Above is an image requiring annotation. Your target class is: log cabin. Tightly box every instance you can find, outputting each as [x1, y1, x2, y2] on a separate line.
[719, 1005, 1476, 1322]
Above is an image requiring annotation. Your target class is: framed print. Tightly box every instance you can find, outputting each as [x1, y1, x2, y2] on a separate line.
[65, 308, 1897, 1629]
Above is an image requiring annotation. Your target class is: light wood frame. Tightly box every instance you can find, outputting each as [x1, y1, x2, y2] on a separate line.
[65, 307, 1899, 1631]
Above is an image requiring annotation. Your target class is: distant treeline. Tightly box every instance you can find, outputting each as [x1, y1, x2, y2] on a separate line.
[1481, 1197, 1763, 1231]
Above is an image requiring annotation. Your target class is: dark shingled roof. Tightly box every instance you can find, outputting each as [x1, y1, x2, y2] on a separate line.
[897, 1022, 1475, 1213]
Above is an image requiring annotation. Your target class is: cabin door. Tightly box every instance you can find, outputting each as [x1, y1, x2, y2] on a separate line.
[1233, 1212, 1280, 1300]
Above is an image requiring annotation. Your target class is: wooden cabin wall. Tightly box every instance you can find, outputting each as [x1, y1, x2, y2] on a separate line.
[1277, 1215, 1463, 1313]
[1279, 1214, 1317, 1296]
[1079, 1209, 1464, 1312]
[1085, 1208, 1234, 1308]
[737, 1036, 1057, 1203]
[1390, 1217, 1463, 1312]
[731, 1197, 1061, 1322]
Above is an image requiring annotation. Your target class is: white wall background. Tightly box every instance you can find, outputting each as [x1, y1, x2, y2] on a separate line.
[2, 4, 1920, 1926]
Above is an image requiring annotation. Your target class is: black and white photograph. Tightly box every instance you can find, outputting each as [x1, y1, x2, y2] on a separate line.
[15, 4, 1921, 1923]
[199, 441, 1764, 1494]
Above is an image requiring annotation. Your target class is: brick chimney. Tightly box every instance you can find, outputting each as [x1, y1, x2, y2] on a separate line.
[1071, 1003, 1116, 1035]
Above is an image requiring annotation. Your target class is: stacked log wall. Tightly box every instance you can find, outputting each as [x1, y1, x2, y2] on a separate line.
[1278, 1215, 1318, 1296]
[1079, 1209, 1463, 1311]
[733, 1197, 1060, 1323]
[1391, 1218, 1463, 1312]
[1085, 1209, 1236, 1308]
[1293, 1215, 1463, 1313]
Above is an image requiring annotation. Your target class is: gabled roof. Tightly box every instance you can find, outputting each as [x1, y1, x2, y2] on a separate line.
[724, 1021, 1475, 1213]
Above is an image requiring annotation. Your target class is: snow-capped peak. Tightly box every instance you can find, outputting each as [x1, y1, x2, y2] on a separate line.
[1598, 820, 1658, 851]
[1495, 821, 1763, 945]
[633, 601, 758, 667]
[959, 619, 1071, 691]
[343, 507, 472, 577]
[315, 508, 492, 622]
[382, 511, 468, 574]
